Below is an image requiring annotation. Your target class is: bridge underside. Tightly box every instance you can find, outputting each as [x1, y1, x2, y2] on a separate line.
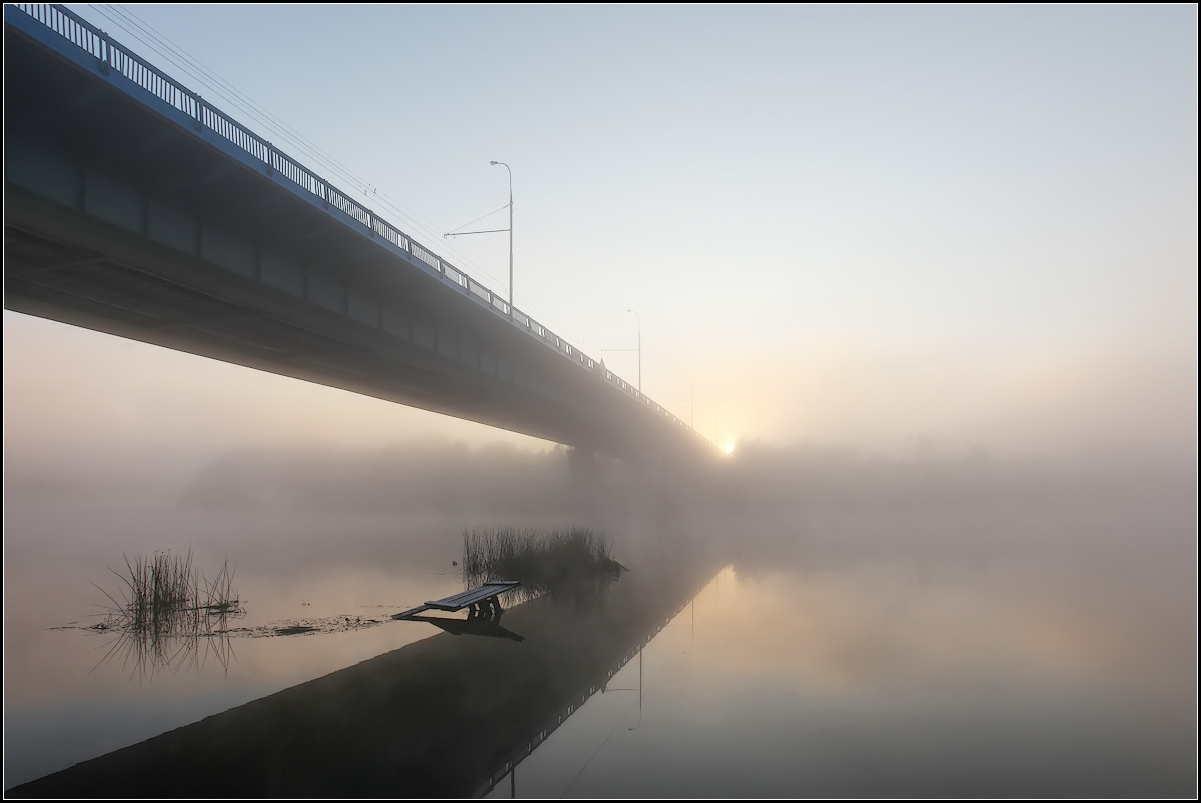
[6, 184, 591, 450]
[4, 13, 714, 464]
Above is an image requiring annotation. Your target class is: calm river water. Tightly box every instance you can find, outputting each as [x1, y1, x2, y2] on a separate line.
[4, 475, 1196, 796]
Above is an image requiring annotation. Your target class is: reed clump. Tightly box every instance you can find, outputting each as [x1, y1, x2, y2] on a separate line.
[92, 548, 245, 676]
[462, 527, 624, 602]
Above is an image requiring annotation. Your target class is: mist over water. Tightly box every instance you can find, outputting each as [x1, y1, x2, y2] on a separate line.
[4, 434, 1195, 794]
[3, 2, 1196, 792]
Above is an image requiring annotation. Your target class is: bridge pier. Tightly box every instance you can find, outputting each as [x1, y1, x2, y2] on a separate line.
[566, 446, 602, 522]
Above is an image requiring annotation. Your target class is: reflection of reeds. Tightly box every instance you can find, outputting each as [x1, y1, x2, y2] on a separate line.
[91, 549, 246, 679]
[462, 527, 624, 607]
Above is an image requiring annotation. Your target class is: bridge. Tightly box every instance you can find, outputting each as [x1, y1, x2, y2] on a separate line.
[4, 4, 718, 463]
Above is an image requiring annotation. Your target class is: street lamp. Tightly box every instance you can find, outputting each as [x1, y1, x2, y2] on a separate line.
[443, 161, 513, 307]
[627, 309, 641, 393]
[601, 310, 641, 392]
[490, 161, 513, 306]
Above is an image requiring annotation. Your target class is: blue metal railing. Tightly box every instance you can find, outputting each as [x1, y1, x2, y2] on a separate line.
[11, 3, 718, 451]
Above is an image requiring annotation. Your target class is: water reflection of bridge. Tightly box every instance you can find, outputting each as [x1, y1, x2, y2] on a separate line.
[8, 565, 715, 797]
[474, 594, 686, 798]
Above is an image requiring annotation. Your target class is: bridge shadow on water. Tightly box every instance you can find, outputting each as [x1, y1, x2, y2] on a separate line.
[10, 556, 716, 798]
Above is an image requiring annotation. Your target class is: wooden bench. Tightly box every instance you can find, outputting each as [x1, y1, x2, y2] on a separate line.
[391, 581, 521, 621]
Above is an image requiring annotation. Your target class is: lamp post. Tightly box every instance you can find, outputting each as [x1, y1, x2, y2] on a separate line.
[443, 161, 513, 306]
[665, 383, 694, 428]
[490, 161, 513, 306]
[626, 309, 641, 392]
[601, 311, 642, 393]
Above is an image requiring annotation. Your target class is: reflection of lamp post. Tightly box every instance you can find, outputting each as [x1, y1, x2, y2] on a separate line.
[627, 648, 643, 731]
[603, 648, 645, 730]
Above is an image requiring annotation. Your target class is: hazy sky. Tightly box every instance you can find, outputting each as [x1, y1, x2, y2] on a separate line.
[6, 4, 1197, 465]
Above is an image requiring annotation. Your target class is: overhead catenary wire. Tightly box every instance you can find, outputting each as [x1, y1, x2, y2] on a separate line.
[91, 5, 450, 241]
[90, 5, 496, 275]
[446, 202, 511, 236]
[69, 4, 674, 410]
[84, 4, 525, 301]
[95, 5, 352, 177]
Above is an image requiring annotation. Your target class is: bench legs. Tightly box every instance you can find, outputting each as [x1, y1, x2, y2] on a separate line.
[467, 596, 504, 621]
